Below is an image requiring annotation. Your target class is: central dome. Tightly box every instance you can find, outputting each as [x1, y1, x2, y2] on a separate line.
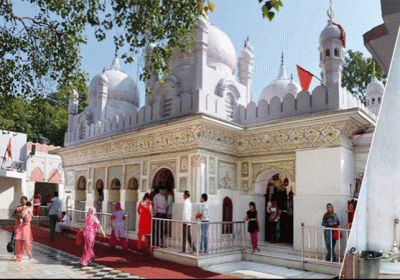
[207, 23, 237, 75]
[88, 58, 140, 107]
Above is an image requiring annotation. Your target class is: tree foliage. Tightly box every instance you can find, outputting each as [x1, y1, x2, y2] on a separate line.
[0, 0, 213, 98]
[342, 50, 387, 104]
[257, 0, 283, 21]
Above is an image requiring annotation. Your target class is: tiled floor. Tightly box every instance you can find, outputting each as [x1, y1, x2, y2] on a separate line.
[0, 229, 143, 279]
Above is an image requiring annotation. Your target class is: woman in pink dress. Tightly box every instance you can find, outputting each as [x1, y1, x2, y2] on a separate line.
[79, 206, 106, 266]
[33, 193, 41, 217]
[12, 196, 33, 261]
[137, 193, 152, 249]
[109, 201, 128, 250]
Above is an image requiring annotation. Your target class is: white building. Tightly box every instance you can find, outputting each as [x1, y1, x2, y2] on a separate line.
[52, 7, 383, 269]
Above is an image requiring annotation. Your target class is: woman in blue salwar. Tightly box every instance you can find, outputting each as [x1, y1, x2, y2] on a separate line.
[321, 203, 340, 262]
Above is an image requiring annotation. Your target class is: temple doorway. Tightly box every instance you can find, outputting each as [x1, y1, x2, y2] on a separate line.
[254, 170, 294, 245]
[152, 168, 175, 194]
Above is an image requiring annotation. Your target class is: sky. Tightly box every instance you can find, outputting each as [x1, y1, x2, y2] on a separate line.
[78, 0, 383, 106]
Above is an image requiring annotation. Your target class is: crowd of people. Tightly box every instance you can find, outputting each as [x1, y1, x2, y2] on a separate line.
[9, 186, 357, 264]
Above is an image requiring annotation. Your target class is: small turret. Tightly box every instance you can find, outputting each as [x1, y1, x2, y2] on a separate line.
[238, 37, 254, 105]
[68, 90, 79, 131]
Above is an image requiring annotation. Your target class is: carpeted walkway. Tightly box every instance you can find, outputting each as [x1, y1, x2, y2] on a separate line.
[2, 225, 235, 279]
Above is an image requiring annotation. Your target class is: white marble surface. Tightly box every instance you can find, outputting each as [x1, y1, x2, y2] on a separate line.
[203, 261, 334, 279]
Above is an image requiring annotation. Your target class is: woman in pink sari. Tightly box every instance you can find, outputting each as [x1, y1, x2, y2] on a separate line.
[12, 196, 33, 261]
[79, 206, 106, 266]
[109, 201, 127, 250]
[33, 193, 41, 217]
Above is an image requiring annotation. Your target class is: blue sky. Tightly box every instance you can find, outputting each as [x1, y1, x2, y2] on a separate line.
[80, 0, 383, 106]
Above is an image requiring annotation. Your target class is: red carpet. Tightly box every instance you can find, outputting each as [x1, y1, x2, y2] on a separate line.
[2, 225, 236, 279]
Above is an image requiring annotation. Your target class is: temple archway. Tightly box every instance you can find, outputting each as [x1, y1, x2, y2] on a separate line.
[75, 176, 87, 211]
[152, 168, 175, 194]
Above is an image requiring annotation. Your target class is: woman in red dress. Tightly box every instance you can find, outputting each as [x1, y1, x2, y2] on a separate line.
[137, 193, 152, 249]
[33, 193, 41, 217]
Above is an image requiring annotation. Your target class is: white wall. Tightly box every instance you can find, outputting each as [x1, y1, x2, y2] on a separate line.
[294, 147, 354, 251]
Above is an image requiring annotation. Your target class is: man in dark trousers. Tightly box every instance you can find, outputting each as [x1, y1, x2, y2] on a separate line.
[47, 191, 62, 241]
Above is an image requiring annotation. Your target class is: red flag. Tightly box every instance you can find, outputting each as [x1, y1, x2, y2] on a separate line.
[297, 65, 314, 91]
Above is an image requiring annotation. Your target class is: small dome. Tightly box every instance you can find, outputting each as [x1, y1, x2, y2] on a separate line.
[366, 76, 385, 97]
[239, 41, 254, 61]
[319, 20, 342, 45]
[207, 23, 237, 75]
[259, 61, 301, 101]
[88, 58, 140, 107]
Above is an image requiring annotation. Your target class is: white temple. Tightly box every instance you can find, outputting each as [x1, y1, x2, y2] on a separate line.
[52, 5, 384, 273]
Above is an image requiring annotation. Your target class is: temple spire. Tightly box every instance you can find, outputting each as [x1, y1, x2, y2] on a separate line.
[327, 0, 335, 22]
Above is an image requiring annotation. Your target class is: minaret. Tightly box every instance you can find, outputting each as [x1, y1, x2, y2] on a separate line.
[318, 0, 345, 87]
[366, 65, 385, 116]
[97, 64, 109, 121]
[68, 89, 79, 131]
[193, 15, 209, 91]
[238, 37, 254, 105]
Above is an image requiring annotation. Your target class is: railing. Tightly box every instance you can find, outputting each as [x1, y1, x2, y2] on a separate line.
[301, 224, 351, 269]
[151, 218, 245, 258]
[66, 209, 129, 238]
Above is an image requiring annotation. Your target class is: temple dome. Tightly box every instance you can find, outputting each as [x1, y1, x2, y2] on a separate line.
[319, 20, 342, 45]
[366, 76, 385, 96]
[207, 23, 237, 75]
[88, 58, 140, 107]
[259, 61, 301, 101]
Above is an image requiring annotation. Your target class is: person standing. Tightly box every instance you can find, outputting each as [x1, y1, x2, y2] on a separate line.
[48, 191, 62, 241]
[345, 201, 355, 229]
[321, 203, 340, 262]
[79, 206, 106, 266]
[12, 196, 33, 261]
[33, 193, 41, 217]
[268, 200, 280, 243]
[109, 201, 128, 250]
[137, 193, 152, 250]
[245, 202, 260, 254]
[181, 190, 195, 253]
[152, 188, 168, 247]
[197, 193, 210, 254]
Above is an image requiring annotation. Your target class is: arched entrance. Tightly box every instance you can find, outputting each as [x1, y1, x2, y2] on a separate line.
[108, 178, 121, 213]
[94, 179, 104, 212]
[254, 170, 294, 245]
[75, 176, 87, 211]
[125, 177, 139, 230]
[152, 168, 175, 194]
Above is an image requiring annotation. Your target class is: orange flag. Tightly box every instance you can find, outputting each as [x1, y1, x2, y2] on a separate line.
[296, 65, 314, 91]
[6, 137, 12, 159]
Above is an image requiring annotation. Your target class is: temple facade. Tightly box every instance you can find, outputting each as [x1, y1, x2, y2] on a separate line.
[52, 11, 384, 252]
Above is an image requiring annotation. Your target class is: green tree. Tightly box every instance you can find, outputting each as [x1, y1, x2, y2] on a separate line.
[341, 50, 387, 104]
[1, 0, 213, 98]
[257, 0, 283, 21]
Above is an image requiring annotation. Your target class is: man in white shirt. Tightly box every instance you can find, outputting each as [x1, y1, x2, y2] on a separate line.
[152, 188, 168, 247]
[197, 193, 210, 253]
[55, 211, 71, 234]
[181, 190, 195, 253]
[48, 191, 62, 241]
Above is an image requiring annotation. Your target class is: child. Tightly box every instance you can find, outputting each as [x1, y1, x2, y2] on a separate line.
[20, 202, 32, 223]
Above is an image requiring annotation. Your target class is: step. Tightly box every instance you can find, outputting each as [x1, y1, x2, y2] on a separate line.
[244, 249, 341, 276]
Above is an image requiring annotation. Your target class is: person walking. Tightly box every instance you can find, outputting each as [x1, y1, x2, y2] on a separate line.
[245, 202, 260, 254]
[152, 188, 168, 247]
[137, 193, 152, 250]
[12, 196, 33, 261]
[181, 190, 195, 253]
[197, 193, 210, 254]
[79, 206, 106, 266]
[109, 201, 128, 250]
[33, 193, 41, 217]
[47, 191, 62, 241]
[322, 203, 340, 262]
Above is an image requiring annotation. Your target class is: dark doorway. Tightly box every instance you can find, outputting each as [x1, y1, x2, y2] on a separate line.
[152, 168, 175, 194]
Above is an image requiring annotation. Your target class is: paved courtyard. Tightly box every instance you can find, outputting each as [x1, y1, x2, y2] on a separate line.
[0, 229, 142, 279]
